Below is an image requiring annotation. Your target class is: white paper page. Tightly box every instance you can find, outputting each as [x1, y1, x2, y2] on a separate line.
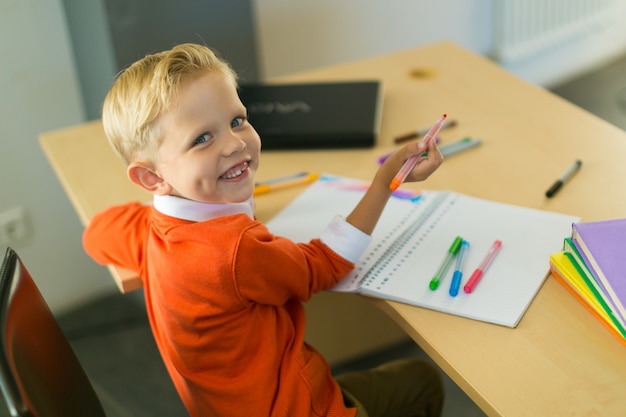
[266, 175, 580, 327]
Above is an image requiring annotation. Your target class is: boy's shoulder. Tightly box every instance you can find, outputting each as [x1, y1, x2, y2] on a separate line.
[94, 201, 152, 221]
[163, 213, 264, 241]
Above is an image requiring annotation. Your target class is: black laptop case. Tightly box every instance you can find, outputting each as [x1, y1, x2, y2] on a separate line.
[238, 81, 382, 150]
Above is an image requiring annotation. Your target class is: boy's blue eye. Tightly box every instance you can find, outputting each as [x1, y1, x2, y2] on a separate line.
[231, 117, 244, 128]
[193, 134, 210, 146]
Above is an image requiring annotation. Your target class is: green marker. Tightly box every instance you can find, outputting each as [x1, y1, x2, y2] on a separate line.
[429, 236, 463, 290]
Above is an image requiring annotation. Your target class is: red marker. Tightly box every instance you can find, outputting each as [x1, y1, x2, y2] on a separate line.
[464, 240, 502, 293]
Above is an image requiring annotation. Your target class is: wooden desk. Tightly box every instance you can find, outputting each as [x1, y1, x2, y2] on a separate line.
[40, 42, 626, 416]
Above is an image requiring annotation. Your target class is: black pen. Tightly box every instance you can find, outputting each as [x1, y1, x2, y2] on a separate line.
[545, 159, 582, 198]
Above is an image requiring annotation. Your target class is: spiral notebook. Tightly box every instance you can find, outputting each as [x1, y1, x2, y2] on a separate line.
[266, 175, 579, 327]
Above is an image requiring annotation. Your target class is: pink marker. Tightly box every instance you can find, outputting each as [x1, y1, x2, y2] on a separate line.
[463, 240, 502, 294]
[389, 114, 447, 191]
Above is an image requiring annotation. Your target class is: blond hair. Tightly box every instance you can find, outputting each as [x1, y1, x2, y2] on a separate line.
[102, 43, 238, 165]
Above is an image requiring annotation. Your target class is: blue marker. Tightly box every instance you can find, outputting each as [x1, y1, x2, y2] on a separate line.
[450, 240, 469, 297]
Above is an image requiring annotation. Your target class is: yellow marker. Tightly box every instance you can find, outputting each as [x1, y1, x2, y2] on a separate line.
[254, 172, 319, 196]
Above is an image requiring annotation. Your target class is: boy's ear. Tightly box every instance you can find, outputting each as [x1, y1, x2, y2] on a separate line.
[127, 162, 172, 195]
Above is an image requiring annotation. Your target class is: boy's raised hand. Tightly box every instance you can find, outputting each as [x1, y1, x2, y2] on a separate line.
[346, 140, 443, 236]
[382, 139, 444, 185]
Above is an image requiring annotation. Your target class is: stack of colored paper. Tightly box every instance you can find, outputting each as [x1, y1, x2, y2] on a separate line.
[549, 218, 626, 345]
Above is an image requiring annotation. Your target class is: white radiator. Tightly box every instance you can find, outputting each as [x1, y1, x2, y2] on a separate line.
[494, 0, 620, 63]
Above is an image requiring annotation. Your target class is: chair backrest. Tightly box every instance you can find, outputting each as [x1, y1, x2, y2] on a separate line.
[0, 247, 107, 417]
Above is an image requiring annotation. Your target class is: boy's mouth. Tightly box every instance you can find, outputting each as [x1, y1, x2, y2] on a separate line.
[220, 161, 249, 180]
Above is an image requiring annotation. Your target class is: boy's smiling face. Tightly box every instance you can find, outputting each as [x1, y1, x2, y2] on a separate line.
[138, 72, 261, 204]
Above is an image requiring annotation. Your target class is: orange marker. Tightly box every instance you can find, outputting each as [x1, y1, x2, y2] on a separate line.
[254, 172, 319, 196]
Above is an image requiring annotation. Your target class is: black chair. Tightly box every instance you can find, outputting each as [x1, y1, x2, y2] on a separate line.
[0, 247, 106, 417]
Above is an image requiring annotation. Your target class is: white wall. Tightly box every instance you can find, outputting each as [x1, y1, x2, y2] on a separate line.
[254, 0, 494, 79]
[0, 0, 116, 314]
[253, 0, 626, 88]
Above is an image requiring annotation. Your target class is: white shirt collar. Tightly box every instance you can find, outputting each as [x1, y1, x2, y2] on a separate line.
[153, 194, 254, 222]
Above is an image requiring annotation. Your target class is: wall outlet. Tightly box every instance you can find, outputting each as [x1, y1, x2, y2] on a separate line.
[0, 206, 30, 245]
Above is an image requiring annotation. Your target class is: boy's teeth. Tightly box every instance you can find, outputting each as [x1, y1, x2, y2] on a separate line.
[225, 169, 242, 179]
[223, 163, 248, 179]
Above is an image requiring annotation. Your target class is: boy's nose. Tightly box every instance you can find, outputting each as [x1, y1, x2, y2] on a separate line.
[223, 132, 246, 155]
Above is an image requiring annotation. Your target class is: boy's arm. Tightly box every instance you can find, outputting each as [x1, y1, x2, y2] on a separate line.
[346, 140, 443, 235]
[83, 202, 151, 274]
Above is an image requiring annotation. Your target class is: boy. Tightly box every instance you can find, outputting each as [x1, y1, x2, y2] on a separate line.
[84, 43, 444, 417]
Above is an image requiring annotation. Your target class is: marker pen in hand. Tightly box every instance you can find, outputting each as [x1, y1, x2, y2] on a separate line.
[390, 114, 447, 191]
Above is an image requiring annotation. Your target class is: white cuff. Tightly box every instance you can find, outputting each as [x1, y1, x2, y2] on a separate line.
[320, 216, 372, 263]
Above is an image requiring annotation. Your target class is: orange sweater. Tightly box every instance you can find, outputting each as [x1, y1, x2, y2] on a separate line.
[83, 198, 364, 417]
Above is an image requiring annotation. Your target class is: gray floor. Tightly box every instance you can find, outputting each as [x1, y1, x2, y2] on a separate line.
[57, 291, 187, 417]
[44, 52, 626, 416]
[551, 53, 626, 131]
